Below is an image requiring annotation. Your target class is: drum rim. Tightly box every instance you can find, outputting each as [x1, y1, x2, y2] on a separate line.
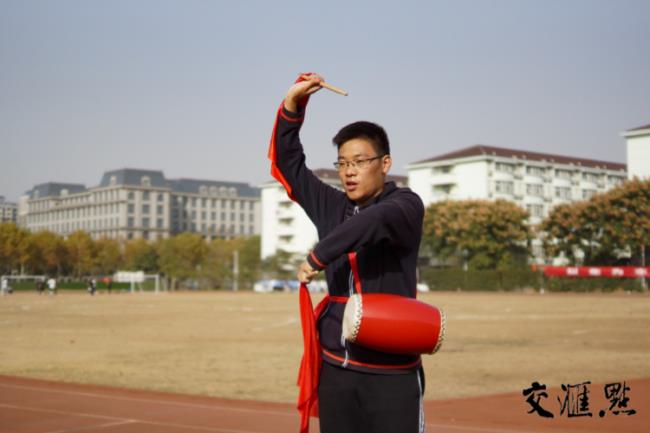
[431, 308, 446, 354]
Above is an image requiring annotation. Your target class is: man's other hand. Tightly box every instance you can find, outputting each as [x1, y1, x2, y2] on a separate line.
[297, 260, 319, 284]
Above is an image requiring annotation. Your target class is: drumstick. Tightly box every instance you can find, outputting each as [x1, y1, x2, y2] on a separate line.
[301, 75, 348, 96]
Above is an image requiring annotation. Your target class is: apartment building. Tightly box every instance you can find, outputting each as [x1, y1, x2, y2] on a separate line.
[623, 123, 650, 180]
[0, 196, 18, 222]
[19, 168, 260, 241]
[407, 145, 627, 226]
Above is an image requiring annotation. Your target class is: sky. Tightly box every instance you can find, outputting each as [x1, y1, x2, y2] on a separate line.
[1, 0, 649, 202]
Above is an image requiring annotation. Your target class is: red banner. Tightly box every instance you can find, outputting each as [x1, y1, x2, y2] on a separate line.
[542, 266, 650, 278]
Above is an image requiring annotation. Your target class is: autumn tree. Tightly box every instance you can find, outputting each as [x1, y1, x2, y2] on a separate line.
[157, 233, 208, 289]
[422, 199, 532, 270]
[0, 222, 31, 274]
[94, 237, 122, 275]
[65, 230, 96, 278]
[123, 238, 158, 272]
[540, 178, 650, 268]
[27, 230, 67, 276]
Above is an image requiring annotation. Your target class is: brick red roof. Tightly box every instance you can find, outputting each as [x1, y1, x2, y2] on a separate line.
[313, 168, 408, 186]
[627, 123, 650, 132]
[412, 145, 626, 171]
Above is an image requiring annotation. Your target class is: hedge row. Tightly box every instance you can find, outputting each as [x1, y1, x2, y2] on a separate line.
[420, 268, 645, 292]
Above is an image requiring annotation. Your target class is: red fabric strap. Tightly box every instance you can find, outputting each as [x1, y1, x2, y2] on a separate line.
[348, 252, 362, 294]
[268, 73, 315, 203]
[297, 284, 329, 433]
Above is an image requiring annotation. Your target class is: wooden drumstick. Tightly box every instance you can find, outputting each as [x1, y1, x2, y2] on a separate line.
[301, 75, 348, 96]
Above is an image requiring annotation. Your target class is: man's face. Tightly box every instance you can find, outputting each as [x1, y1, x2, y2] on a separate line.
[337, 138, 392, 206]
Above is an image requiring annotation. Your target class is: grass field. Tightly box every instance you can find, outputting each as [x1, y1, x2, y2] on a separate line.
[1, 290, 649, 403]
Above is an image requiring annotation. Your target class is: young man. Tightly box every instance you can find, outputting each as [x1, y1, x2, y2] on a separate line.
[269, 74, 425, 433]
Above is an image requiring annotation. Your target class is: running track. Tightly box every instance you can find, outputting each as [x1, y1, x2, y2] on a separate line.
[0, 375, 646, 433]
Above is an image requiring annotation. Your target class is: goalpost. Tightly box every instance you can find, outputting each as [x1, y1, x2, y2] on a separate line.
[114, 271, 166, 293]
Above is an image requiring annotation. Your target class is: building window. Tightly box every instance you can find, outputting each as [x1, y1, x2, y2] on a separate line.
[555, 187, 571, 200]
[496, 162, 515, 173]
[582, 189, 597, 199]
[221, 212, 226, 220]
[525, 183, 544, 197]
[143, 204, 150, 214]
[128, 203, 135, 213]
[526, 204, 544, 218]
[128, 191, 135, 200]
[143, 217, 150, 228]
[143, 231, 149, 240]
[110, 175, 117, 186]
[582, 172, 599, 183]
[157, 193, 164, 202]
[555, 169, 572, 180]
[128, 217, 134, 228]
[526, 166, 545, 177]
[157, 218, 163, 228]
[495, 181, 514, 194]
[141, 176, 151, 187]
[157, 205, 163, 214]
[143, 191, 150, 200]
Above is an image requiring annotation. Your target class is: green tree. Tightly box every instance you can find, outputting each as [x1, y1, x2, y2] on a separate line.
[0, 222, 31, 274]
[65, 231, 96, 278]
[94, 237, 122, 275]
[27, 230, 67, 276]
[123, 238, 158, 272]
[422, 199, 531, 270]
[158, 233, 208, 289]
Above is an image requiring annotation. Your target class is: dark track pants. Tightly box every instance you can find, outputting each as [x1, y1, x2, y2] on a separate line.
[318, 362, 424, 433]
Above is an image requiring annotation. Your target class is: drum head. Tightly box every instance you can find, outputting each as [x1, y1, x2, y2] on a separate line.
[341, 293, 362, 342]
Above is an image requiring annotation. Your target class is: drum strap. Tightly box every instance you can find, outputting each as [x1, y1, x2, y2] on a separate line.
[348, 252, 362, 294]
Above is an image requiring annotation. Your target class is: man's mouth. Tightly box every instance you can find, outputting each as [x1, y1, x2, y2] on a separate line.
[346, 181, 358, 192]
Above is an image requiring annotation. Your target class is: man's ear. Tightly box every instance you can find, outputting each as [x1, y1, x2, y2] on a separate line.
[382, 155, 392, 175]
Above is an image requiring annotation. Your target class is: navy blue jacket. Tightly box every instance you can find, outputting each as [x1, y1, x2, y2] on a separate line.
[271, 104, 425, 373]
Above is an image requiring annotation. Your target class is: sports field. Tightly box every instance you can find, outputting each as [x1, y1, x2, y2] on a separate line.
[1, 290, 649, 403]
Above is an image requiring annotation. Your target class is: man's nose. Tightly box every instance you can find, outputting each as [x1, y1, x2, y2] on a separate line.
[344, 163, 358, 176]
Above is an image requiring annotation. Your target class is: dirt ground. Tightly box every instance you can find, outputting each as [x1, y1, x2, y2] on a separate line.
[0, 290, 648, 402]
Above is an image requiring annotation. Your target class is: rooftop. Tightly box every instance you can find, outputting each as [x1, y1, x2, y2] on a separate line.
[411, 144, 626, 171]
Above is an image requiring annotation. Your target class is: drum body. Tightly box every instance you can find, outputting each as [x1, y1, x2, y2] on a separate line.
[342, 293, 445, 355]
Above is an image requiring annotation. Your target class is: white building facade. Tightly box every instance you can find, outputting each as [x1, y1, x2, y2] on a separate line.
[407, 145, 627, 227]
[0, 196, 18, 222]
[19, 168, 261, 241]
[261, 169, 407, 259]
[623, 123, 650, 180]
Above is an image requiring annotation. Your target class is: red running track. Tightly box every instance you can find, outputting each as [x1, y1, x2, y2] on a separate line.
[0, 375, 647, 433]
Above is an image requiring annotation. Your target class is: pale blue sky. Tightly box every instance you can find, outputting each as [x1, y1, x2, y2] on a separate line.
[2, 0, 649, 201]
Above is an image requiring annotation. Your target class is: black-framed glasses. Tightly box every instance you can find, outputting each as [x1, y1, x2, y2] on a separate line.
[333, 155, 385, 171]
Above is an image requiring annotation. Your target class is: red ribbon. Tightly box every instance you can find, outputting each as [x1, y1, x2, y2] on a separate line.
[297, 283, 329, 433]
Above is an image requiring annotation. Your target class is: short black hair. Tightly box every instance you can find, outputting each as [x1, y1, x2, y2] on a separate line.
[332, 121, 390, 156]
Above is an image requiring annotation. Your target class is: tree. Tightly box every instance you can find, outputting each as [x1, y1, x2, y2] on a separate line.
[123, 238, 158, 272]
[422, 199, 532, 270]
[157, 233, 208, 289]
[27, 230, 67, 276]
[94, 237, 122, 275]
[0, 222, 31, 274]
[65, 231, 96, 278]
[540, 178, 650, 268]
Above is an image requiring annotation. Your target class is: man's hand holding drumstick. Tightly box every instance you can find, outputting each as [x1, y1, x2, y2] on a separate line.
[284, 73, 347, 113]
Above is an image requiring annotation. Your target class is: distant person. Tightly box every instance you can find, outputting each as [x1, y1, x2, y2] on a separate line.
[47, 277, 57, 295]
[37, 279, 45, 295]
[1, 277, 11, 295]
[87, 278, 97, 296]
[103, 276, 113, 294]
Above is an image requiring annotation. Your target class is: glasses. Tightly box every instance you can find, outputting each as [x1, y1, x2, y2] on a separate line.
[333, 155, 385, 171]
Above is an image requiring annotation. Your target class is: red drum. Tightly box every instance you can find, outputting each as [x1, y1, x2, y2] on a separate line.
[342, 293, 446, 355]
